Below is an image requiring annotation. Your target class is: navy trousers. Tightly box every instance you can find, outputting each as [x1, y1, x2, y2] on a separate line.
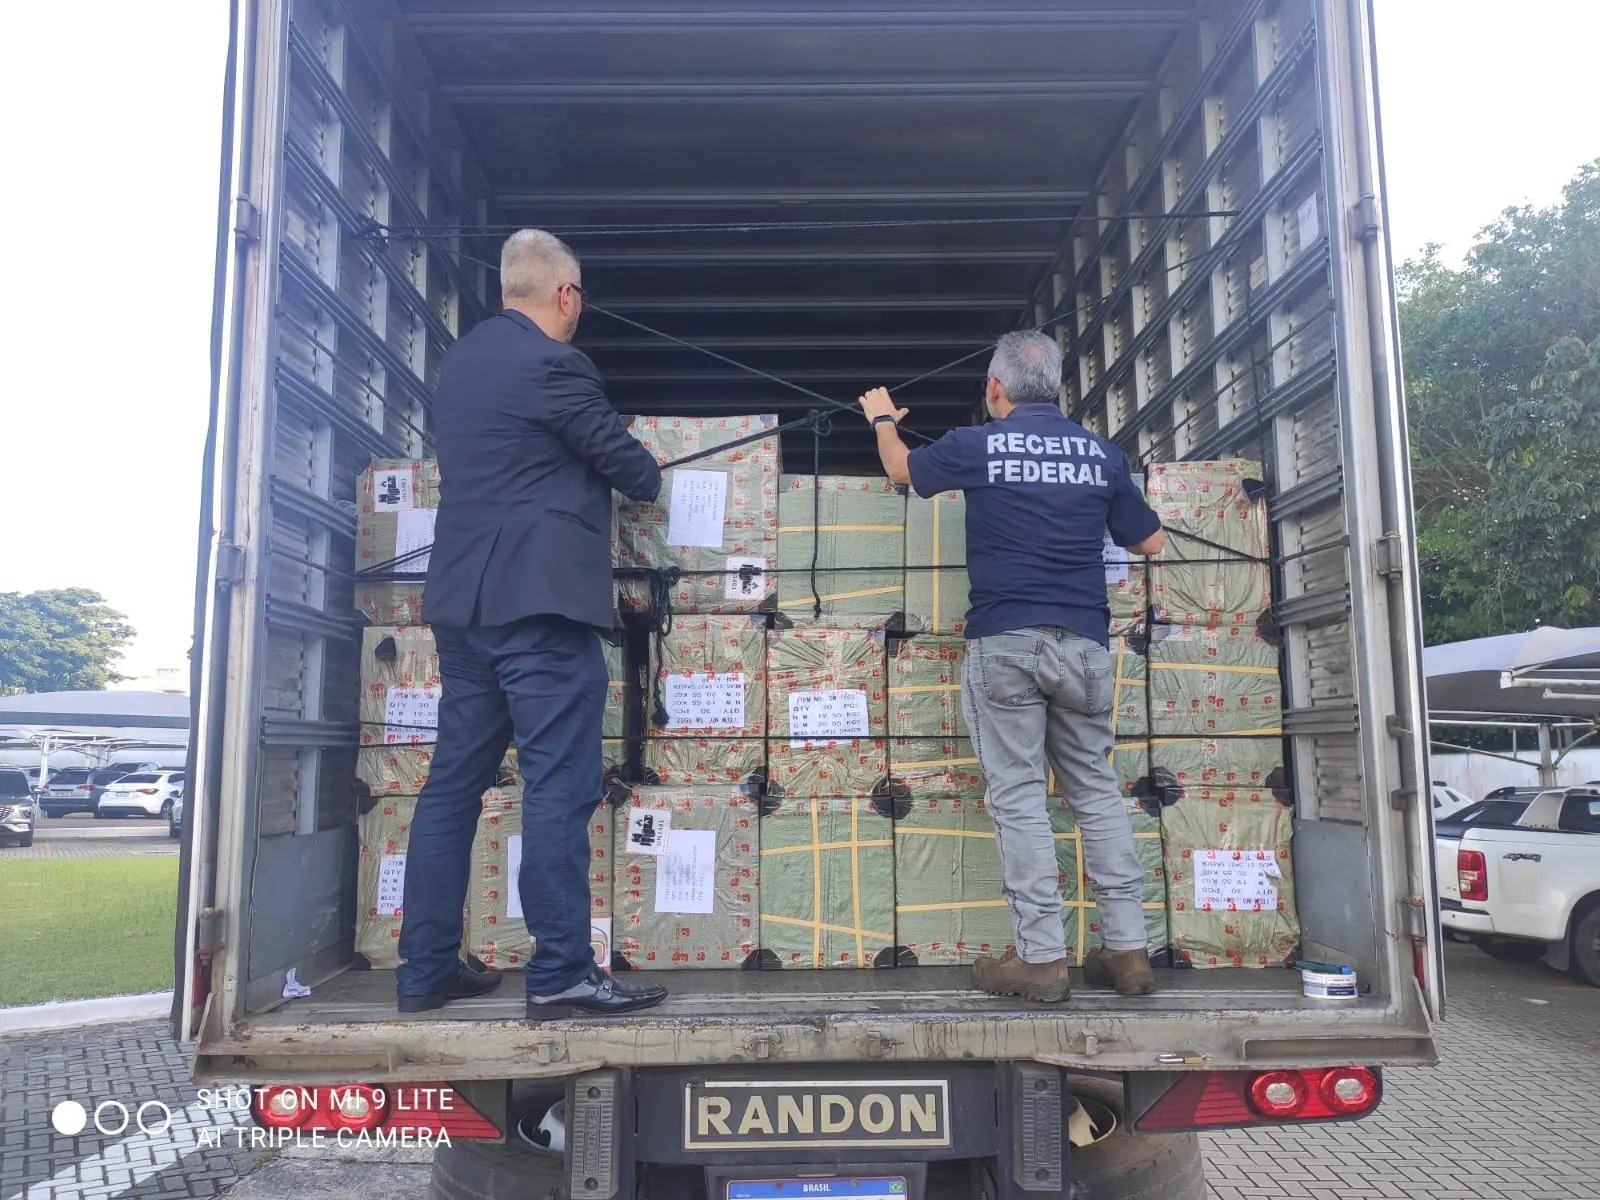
[395, 615, 606, 999]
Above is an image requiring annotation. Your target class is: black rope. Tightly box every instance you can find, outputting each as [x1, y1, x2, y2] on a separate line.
[657, 410, 831, 471]
[647, 568, 681, 727]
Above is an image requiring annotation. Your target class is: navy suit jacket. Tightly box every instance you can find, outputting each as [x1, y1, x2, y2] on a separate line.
[421, 310, 662, 630]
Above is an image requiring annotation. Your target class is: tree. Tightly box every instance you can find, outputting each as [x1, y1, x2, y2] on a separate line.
[0, 588, 137, 693]
[1399, 160, 1600, 643]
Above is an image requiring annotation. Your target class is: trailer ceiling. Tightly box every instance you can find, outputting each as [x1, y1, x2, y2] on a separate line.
[398, 0, 1198, 463]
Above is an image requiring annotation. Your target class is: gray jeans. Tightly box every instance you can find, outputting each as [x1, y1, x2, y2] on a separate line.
[960, 626, 1147, 962]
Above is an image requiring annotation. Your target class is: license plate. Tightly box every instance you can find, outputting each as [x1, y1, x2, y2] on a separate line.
[729, 1180, 906, 1200]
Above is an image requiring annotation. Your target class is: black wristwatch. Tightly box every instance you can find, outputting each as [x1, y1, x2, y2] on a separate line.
[871, 414, 899, 429]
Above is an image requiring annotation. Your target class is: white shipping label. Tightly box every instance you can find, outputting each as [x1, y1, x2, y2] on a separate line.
[590, 916, 612, 971]
[788, 688, 871, 747]
[1193, 850, 1283, 912]
[384, 687, 439, 745]
[376, 854, 406, 916]
[664, 672, 745, 730]
[506, 834, 524, 919]
[372, 467, 414, 511]
[725, 555, 767, 601]
[625, 806, 672, 856]
[393, 507, 438, 574]
[654, 829, 717, 914]
[666, 469, 728, 548]
[1102, 534, 1131, 589]
[1296, 195, 1320, 251]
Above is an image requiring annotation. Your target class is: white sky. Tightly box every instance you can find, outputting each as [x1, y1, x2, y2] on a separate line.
[0, 2, 1595, 681]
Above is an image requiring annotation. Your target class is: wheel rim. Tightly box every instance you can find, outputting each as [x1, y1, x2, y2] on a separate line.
[1067, 1093, 1120, 1147]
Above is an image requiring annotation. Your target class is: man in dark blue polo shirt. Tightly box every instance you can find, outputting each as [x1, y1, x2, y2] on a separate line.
[860, 330, 1165, 1002]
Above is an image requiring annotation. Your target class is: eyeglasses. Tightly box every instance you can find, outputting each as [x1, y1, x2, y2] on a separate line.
[562, 281, 586, 302]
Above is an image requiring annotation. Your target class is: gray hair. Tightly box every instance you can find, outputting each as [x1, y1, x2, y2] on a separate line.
[500, 228, 581, 303]
[987, 330, 1063, 406]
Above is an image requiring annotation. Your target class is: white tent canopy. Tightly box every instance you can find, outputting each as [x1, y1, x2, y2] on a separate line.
[1422, 628, 1600, 721]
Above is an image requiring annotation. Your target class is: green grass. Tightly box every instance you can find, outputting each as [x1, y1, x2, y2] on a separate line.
[0, 858, 178, 1006]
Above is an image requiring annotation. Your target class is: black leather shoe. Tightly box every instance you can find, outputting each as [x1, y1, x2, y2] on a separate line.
[525, 968, 668, 1019]
[397, 960, 504, 1013]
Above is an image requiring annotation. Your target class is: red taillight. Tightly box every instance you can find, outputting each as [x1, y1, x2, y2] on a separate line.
[1458, 849, 1488, 902]
[138, 788, 159, 795]
[1318, 1067, 1379, 1115]
[1137, 1068, 1381, 1131]
[1248, 1071, 1309, 1118]
[326, 1085, 389, 1132]
[255, 1086, 314, 1130]
[251, 1083, 499, 1139]
[76, 785, 91, 793]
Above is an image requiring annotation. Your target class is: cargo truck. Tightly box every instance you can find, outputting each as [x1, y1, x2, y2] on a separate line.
[180, 1, 1442, 1196]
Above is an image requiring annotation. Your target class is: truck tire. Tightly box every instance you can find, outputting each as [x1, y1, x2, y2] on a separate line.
[430, 1141, 564, 1200]
[1572, 906, 1600, 988]
[1063, 1075, 1206, 1200]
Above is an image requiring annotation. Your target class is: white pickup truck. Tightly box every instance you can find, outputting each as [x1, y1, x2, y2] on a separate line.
[1436, 787, 1600, 986]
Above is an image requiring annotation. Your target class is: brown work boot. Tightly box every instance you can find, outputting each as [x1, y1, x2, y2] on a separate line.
[1083, 947, 1157, 996]
[972, 950, 1071, 1002]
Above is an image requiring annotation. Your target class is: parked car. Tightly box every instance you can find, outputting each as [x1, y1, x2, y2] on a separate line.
[107, 760, 165, 775]
[98, 771, 186, 820]
[1431, 781, 1476, 821]
[0, 768, 36, 847]
[169, 787, 184, 840]
[40, 768, 134, 817]
[1436, 786, 1600, 986]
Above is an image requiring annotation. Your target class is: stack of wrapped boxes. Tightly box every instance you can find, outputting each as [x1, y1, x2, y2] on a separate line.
[1144, 460, 1296, 968]
[350, 462, 620, 976]
[345, 434, 1294, 980]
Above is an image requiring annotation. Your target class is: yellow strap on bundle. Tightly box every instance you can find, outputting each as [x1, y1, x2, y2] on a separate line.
[1149, 662, 1279, 676]
[896, 899, 1007, 913]
[777, 585, 902, 609]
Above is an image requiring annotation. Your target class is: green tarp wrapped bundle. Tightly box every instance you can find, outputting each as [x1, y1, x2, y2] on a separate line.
[644, 615, 767, 786]
[1051, 743, 1168, 965]
[776, 475, 907, 619]
[603, 637, 628, 774]
[1109, 635, 1149, 740]
[1104, 471, 1147, 636]
[354, 459, 441, 626]
[1146, 459, 1271, 624]
[615, 415, 781, 615]
[766, 622, 889, 799]
[355, 793, 419, 968]
[758, 796, 895, 969]
[893, 795, 1013, 965]
[1149, 733, 1285, 798]
[904, 489, 969, 634]
[614, 786, 760, 969]
[357, 626, 440, 749]
[1159, 785, 1298, 969]
[464, 790, 616, 972]
[1148, 621, 1281, 736]
[887, 635, 983, 799]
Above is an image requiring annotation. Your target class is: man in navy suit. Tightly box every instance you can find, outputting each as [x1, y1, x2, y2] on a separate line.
[396, 229, 668, 1019]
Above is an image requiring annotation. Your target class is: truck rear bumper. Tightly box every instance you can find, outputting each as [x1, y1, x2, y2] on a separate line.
[1440, 908, 1494, 936]
[190, 964, 1436, 1084]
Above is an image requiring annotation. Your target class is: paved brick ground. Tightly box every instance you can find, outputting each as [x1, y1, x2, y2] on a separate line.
[1, 941, 1594, 1199]
[0, 1021, 255, 1199]
[1203, 941, 1600, 1199]
[4, 816, 178, 861]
